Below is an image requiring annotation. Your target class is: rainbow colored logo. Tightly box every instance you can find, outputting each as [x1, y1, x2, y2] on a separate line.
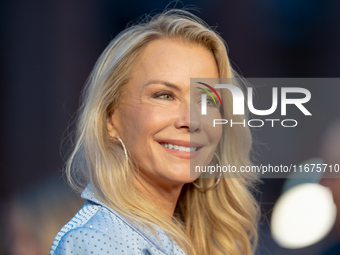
[196, 82, 222, 106]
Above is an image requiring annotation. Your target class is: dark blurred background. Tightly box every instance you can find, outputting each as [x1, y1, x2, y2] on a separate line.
[1, 0, 340, 254]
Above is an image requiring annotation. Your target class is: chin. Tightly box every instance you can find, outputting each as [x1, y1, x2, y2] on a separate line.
[164, 171, 198, 185]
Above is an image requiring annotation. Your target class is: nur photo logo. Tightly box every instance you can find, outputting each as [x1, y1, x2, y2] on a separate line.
[196, 81, 312, 128]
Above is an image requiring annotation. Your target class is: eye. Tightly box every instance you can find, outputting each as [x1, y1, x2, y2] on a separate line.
[198, 96, 218, 107]
[152, 91, 175, 100]
[159, 94, 173, 100]
[206, 98, 214, 105]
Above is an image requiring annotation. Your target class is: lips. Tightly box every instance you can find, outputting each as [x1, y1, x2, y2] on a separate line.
[159, 142, 197, 152]
[156, 139, 204, 159]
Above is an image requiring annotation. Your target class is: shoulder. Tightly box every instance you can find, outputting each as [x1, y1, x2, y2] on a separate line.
[51, 226, 114, 254]
[49, 201, 169, 255]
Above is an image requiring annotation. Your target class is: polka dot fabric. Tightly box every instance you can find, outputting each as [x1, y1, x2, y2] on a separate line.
[49, 184, 185, 255]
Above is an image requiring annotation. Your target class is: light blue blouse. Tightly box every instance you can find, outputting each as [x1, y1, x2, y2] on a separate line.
[49, 184, 185, 255]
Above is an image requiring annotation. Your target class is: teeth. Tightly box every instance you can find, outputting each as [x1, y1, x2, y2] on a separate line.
[160, 143, 197, 152]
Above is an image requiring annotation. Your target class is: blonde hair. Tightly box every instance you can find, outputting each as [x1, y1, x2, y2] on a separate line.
[66, 9, 260, 255]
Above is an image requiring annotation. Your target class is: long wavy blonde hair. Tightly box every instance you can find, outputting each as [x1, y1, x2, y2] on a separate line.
[66, 9, 260, 255]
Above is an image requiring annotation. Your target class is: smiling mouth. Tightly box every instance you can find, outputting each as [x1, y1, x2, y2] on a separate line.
[159, 143, 198, 152]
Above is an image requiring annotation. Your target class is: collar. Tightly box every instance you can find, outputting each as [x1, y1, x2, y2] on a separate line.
[81, 183, 178, 255]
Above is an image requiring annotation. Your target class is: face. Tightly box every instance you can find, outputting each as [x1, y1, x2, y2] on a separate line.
[107, 39, 222, 188]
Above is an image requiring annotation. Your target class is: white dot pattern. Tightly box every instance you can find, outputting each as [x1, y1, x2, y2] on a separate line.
[49, 183, 185, 255]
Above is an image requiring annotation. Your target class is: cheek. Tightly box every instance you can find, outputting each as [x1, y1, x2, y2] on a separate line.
[201, 109, 223, 144]
[120, 103, 174, 144]
[207, 123, 223, 145]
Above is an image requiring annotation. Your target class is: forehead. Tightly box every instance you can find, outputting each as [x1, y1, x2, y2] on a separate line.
[127, 39, 219, 90]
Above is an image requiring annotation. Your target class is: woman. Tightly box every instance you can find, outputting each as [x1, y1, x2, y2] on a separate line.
[50, 9, 259, 255]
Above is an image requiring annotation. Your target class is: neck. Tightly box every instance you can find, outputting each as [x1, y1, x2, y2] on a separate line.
[133, 172, 184, 218]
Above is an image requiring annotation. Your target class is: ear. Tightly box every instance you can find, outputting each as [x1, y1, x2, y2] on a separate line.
[106, 110, 118, 138]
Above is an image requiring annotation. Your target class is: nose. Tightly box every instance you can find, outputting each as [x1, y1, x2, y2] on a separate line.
[175, 100, 201, 133]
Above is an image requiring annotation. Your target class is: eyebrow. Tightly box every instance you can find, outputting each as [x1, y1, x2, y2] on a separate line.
[144, 80, 181, 91]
